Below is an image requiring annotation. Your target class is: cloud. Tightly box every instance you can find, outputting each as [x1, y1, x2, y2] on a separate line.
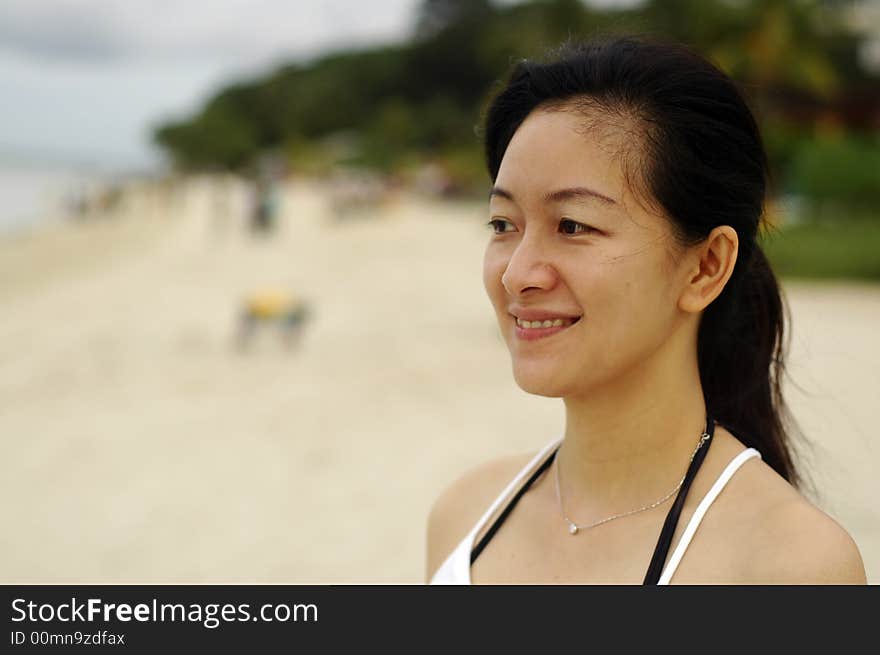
[0, 1, 131, 61]
[0, 0, 420, 66]
[0, 1, 422, 165]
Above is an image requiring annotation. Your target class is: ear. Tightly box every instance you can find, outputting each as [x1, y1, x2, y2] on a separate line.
[677, 226, 738, 314]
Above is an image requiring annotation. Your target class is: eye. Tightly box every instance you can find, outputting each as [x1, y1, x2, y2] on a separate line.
[559, 218, 597, 235]
[486, 218, 515, 234]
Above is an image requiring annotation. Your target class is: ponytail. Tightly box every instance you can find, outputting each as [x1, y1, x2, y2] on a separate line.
[698, 242, 803, 487]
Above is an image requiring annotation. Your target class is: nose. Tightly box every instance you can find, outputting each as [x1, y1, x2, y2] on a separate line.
[501, 233, 558, 296]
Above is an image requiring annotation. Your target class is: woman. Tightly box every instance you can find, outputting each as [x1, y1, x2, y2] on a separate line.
[426, 36, 866, 584]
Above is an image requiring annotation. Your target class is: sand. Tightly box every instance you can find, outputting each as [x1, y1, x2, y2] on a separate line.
[0, 176, 877, 583]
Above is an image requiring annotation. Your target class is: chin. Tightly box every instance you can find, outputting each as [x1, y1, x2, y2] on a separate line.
[511, 366, 572, 398]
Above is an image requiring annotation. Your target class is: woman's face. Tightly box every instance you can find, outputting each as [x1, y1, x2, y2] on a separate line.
[483, 106, 691, 399]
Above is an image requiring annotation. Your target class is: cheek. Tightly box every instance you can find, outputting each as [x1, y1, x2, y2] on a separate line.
[597, 261, 676, 350]
[579, 258, 650, 333]
[482, 247, 508, 307]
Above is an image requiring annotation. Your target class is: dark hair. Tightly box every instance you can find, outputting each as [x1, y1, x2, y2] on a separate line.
[483, 36, 804, 487]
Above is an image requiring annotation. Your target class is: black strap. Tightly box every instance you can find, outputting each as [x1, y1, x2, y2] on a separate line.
[641, 415, 715, 584]
[469, 415, 716, 583]
[470, 447, 559, 565]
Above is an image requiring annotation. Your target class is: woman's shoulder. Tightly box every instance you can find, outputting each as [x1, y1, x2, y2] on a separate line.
[749, 494, 867, 584]
[424, 447, 542, 582]
[704, 429, 866, 584]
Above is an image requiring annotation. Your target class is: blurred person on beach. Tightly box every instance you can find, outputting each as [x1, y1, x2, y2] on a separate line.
[427, 36, 867, 585]
[235, 289, 310, 351]
[249, 176, 279, 234]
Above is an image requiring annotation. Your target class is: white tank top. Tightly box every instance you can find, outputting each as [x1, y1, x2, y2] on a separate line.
[430, 437, 761, 584]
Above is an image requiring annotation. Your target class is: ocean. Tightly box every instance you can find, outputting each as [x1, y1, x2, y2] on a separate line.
[0, 162, 117, 235]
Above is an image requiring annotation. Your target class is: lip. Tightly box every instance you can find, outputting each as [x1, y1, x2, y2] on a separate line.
[512, 315, 581, 341]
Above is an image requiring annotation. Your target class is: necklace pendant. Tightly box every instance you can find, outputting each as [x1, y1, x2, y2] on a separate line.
[568, 523, 579, 535]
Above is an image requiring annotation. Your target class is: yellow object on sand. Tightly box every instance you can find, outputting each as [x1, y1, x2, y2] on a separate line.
[246, 290, 300, 319]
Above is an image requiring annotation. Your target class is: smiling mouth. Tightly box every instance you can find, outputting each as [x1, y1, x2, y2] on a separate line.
[514, 316, 581, 329]
[511, 315, 582, 341]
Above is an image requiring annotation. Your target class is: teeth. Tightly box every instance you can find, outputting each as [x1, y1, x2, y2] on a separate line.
[516, 317, 572, 329]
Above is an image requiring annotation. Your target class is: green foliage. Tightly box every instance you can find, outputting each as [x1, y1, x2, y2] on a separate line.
[760, 215, 880, 280]
[435, 146, 489, 194]
[786, 133, 880, 210]
[651, 0, 844, 97]
[155, 102, 258, 169]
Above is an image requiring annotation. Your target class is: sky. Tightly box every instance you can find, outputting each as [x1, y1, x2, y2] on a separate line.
[0, 0, 426, 169]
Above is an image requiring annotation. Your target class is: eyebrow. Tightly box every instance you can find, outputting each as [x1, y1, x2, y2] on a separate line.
[489, 185, 616, 206]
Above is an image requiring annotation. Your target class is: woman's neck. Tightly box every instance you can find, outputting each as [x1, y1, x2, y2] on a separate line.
[557, 339, 708, 520]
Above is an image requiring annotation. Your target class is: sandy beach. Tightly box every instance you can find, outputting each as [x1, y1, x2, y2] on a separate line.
[1, 176, 877, 583]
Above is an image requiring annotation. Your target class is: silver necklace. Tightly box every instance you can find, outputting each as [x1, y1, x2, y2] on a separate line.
[554, 430, 711, 535]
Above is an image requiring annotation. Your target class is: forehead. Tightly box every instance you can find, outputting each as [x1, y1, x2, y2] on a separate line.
[494, 106, 635, 205]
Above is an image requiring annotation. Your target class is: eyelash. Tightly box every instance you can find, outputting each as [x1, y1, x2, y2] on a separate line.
[560, 219, 597, 235]
[486, 218, 597, 235]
